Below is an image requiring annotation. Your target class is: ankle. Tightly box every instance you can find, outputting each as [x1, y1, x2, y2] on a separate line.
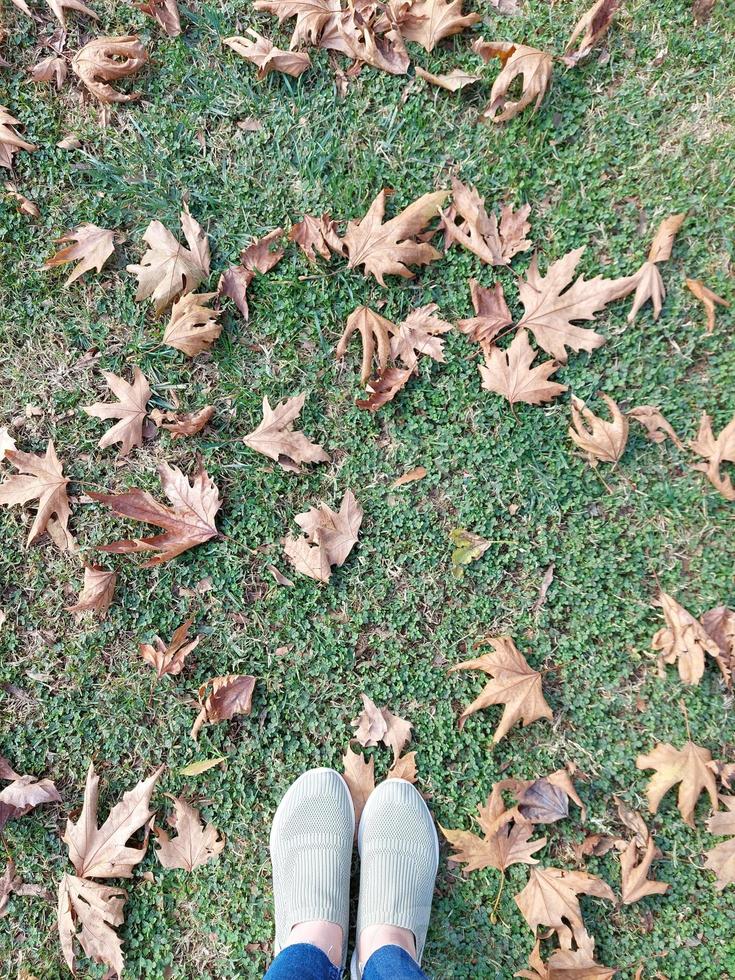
[287, 920, 343, 967]
[358, 923, 416, 965]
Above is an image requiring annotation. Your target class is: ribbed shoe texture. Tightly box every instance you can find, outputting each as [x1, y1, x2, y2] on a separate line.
[270, 768, 355, 969]
[353, 779, 439, 978]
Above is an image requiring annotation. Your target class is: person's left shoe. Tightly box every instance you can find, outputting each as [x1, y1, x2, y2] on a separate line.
[269, 767, 355, 970]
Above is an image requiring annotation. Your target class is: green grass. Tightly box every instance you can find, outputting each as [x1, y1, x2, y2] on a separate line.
[1, 0, 735, 976]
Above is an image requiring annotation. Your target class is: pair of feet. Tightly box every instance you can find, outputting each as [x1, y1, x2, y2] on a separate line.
[270, 768, 439, 978]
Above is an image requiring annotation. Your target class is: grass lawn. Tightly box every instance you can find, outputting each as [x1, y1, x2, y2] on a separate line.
[1, 0, 735, 976]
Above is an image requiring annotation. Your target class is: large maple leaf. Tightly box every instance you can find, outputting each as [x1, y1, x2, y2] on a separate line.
[479, 329, 566, 406]
[636, 740, 718, 827]
[43, 223, 116, 287]
[514, 866, 615, 950]
[243, 393, 330, 473]
[0, 440, 71, 548]
[83, 368, 151, 456]
[399, 0, 481, 52]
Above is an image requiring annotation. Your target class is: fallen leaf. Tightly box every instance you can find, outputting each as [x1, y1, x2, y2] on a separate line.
[342, 744, 375, 827]
[449, 527, 491, 578]
[569, 394, 628, 464]
[500, 768, 585, 824]
[154, 795, 225, 870]
[191, 674, 256, 740]
[352, 694, 388, 747]
[140, 616, 199, 679]
[704, 796, 735, 890]
[652, 591, 721, 686]
[398, 0, 480, 52]
[490, 0, 521, 13]
[701, 606, 735, 689]
[0, 106, 37, 169]
[616, 798, 651, 848]
[480, 329, 566, 406]
[179, 757, 225, 776]
[289, 213, 343, 261]
[0, 759, 60, 832]
[563, 0, 619, 67]
[389, 303, 452, 372]
[43, 223, 115, 286]
[19, 0, 99, 24]
[218, 228, 284, 319]
[636, 740, 718, 827]
[690, 411, 735, 501]
[58, 134, 82, 149]
[152, 405, 215, 439]
[628, 405, 683, 449]
[627, 214, 685, 324]
[355, 366, 413, 412]
[619, 836, 668, 905]
[388, 752, 417, 782]
[391, 465, 427, 487]
[244, 393, 330, 473]
[72, 35, 147, 103]
[89, 460, 222, 567]
[342, 188, 448, 285]
[693, 0, 717, 23]
[514, 866, 615, 950]
[57, 874, 126, 978]
[0, 441, 71, 549]
[29, 55, 68, 88]
[0, 428, 16, 461]
[138, 0, 181, 36]
[223, 31, 311, 78]
[237, 116, 262, 131]
[457, 280, 513, 355]
[531, 563, 555, 615]
[4, 182, 40, 218]
[333, 5, 409, 75]
[572, 834, 617, 863]
[441, 178, 532, 266]
[66, 564, 116, 619]
[254, 0, 344, 49]
[685, 278, 729, 334]
[0, 857, 51, 918]
[163, 291, 221, 356]
[267, 564, 294, 587]
[336, 306, 395, 384]
[450, 635, 553, 741]
[82, 368, 151, 455]
[284, 489, 363, 583]
[414, 66, 480, 91]
[127, 204, 210, 315]
[474, 40, 553, 123]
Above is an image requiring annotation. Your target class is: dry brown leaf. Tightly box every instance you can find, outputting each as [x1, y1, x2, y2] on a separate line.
[4, 182, 40, 218]
[66, 564, 117, 619]
[26, 0, 98, 24]
[191, 674, 256, 740]
[82, 367, 151, 455]
[498, 768, 586, 824]
[398, 0, 480, 52]
[652, 591, 721, 686]
[569, 394, 628, 465]
[152, 405, 215, 439]
[243, 393, 330, 473]
[89, 460, 221, 567]
[29, 55, 68, 88]
[690, 411, 735, 501]
[342, 188, 448, 285]
[0, 441, 71, 549]
[701, 606, 735, 689]
[450, 635, 552, 741]
[334, 4, 409, 74]
[289, 213, 343, 262]
[254, 0, 343, 48]
[381, 706, 412, 762]
[0, 759, 60, 832]
[391, 465, 427, 487]
[162, 291, 221, 356]
[474, 40, 552, 123]
[685, 278, 729, 334]
[342, 744, 375, 827]
[218, 228, 284, 319]
[267, 564, 294, 587]
[140, 616, 199, 679]
[628, 405, 683, 449]
[705, 796, 735, 890]
[636, 740, 718, 827]
[514, 866, 615, 950]
[0, 857, 52, 918]
[224, 31, 311, 78]
[516, 937, 616, 980]
[627, 214, 685, 324]
[457, 280, 513, 355]
[390, 303, 452, 371]
[619, 836, 668, 905]
[154, 795, 225, 870]
[138, 0, 181, 36]
[414, 65, 480, 91]
[0, 106, 37, 169]
[284, 489, 363, 582]
[441, 178, 531, 266]
[336, 306, 394, 385]
[388, 752, 418, 782]
[72, 36, 147, 103]
[563, 0, 619, 67]
[127, 204, 210, 315]
[0, 428, 16, 461]
[355, 366, 413, 412]
[693, 0, 717, 23]
[352, 693, 388, 747]
[43, 223, 115, 286]
[480, 329, 566, 406]
[57, 874, 126, 977]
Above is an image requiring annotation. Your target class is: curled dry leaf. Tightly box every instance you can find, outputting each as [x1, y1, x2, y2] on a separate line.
[0, 428, 14, 462]
[152, 405, 215, 439]
[140, 616, 199, 678]
[66, 564, 117, 619]
[514, 866, 615, 951]
[218, 228, 284, 319]
[414, 66, 480, 91]
[685, 278, 729, 334]
[473, 40, 552, 124]
[4, 182, 40, 218]
[254, 0, 342, 49]
[336, 306, 394, 385]
[83, 367, 151, 455]
[569, 393, 628, 465]
[335, 5, 409, 75]
[191, 674, 256, 740]
[289, 213, 343, 262]
[224, 31, 311, 79]
[391, 465, 427, 487]
[342, 744, 375, 828]
[43, 223, 116, 286]
[619, 836, 668, 905]
[0, 441, 71, 549]
[705, 796, 735, 890]
[0, 757, 60, 832]
[690, 411, 735, 501]
[0, 857, 52, 918]
[399, 0, 480, 52]
[89, 461, 222, 566]
[138, 0, 181, 37]
[388, 752, 417, 782]
[701, 605, 735, 688]
[154, 795, 225, 870]
[243, 393, 330, 473]
[355, 366, 413, 412]
[517, 939, 616, 980]
[163, 291, 221, 356]
[628, 405, 683, 449]
[563, 0, 620, 67]
[449, 527, 490, 578]
[0, 106, 37, 169]
[498, 767, 586, 824]
[58, 874, 126, 978]
[352, 695, 412, 762]
[627, 213, 685, 324]
[72, 35, 148, 104]
[441, 178, 532, 266]
[479, 329, 566, 407]
[284, 489, 363, 582]
[652, 591, 721, 686]
[450, 635, 552, 741]
[457, 280, 513, 355]
[636, 740, 718, 827]
[20, 0, 99, 25]
[30, 55, 67, 88]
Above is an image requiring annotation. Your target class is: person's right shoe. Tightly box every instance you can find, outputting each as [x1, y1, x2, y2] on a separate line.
[351, 778, 439, 979]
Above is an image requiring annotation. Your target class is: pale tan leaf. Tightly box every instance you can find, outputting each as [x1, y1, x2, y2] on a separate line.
[82, 367, 151, 455]
[390, 303, 452, 371]
[480, 329, 566, 406]
[705, 796, 735, 890]
[191, 674, 256, 740]
[138, 0, 181, 36]
[514, 866, 615, 950]
[457, 280, 513, 355]
[66, 564, 116, 619]
[380, 706, 412, 762]
[72, 36, 147, 103]
[0, 428, 16, 462]
[474, 40, 552, 123]
[29, 55, 68, 88]
[163, 292, 221, 356]
[342, 744, 374, 828]
[414, 66, 480, 91]
[388, 752, 418, 782]
[154, 795, 225, 870]
[253, 0, 342, 48]
[569, 393, 628, 464]
[140, 616, 199, 679]
[690, 411, 735, 501]
[391, 465, 427, 487]
[701, 605, 735, 688]
[284, 490, 363, 582]
[224, 31, 311, 78]
[627, 214, 685, 323]
[4, 182, 40, 218]
[43, 223, 115, 286]
[0, 106, 37, 170]
[352, 693, 388, 748]
[636, 740, 718, 827]
[652, 591, 721, 686]
[627, 405, 683, 449]
[0, 763, 60, 832]
[398, 0, 480, 52]
[563, 0, 619, 66]
[685, 278, 729, 334]
[57, 874, 125, 978]
[46, 0, 98, 24]
[441, 178, 531, 266]
[244, 393, 330, 472]
[0, 441, 71, 548]
[619, 836, 668, 905]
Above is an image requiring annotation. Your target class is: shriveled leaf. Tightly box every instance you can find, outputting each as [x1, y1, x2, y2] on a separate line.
[218, 228, 284, 319]
[441, 178, 531, 266]
[57, 874, 126, 978]
[690, 411, 735, 501]
[627, 214, 685, 324]
[67, 564, 116, 619]
[480, 329, 566, 406]
[414, 66, 480, 91]
[0, 763, 60, 832]
[0, 106, 37, 170]
[399, 0, 480, 52]
[705, 797, 735, 890]
[563, 0, 619, 67]
[390, 303, 453, 371]
[289, 213, 343, 262]
[450, 527, 491, 578]
[43, 223, 115, 286]
[701, 605, 735, 689]
[619, 836, 668, 905]
[336, 306, 395, 385]
[450, 635, 552, 741]
[138, 0, 181, 36]
[391, 466, 427, 487]
[154, 795, 225, 870]
[152, 405, 214, 439]
[474, 40, 552, 123]
[163, 291, 221, 356]
[628, 405, 683, 449]
[342, 744, 375, 828]
[514, 866, 615, 950]
[223, 31, 311, 78]
[191, 674, 256, 740]
[352, 693, 388, 748]
[83, 367, 151, 455]
[685, 278, 729, 334]
[89, 461, 222, 567]
[140, 616, 199, 679]
[72, 35, 147, 103]
[4, 182, 40, 218]
[569, 393, 628, 464]
[457, 280, 513, 355]
[0, 441, 71, 548]
[636, 740, 718, 827]
[45, 0, 98, 24]
[254, 0, 343, 48]
[652, 591, 721, 686]
[244, 393, 329, 473]
[29, 55, 68, 88]
[334, 5, 409, 75]
[355, 366, 413, 412]
[284, 489, 362, 582]
[0, 857, 51, 917]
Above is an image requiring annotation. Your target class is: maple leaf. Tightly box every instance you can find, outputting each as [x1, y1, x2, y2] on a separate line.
[67, 564, 117, 619]
[414, 66, 480, 91]
[619, 836, 668, 905]
[705, 796, 735, 890]
[43, 223, 115, 287]
[151, 405, 215, 439]
[83, 367, 151, 455]
[685, 278, 729, 334]
[335, 5, 410, 75]
[651, 591, 721, 686]
[342, 188, 448, 285]
[223, 31, 311, 79]
[628, 405, 683, 449]
[138, 0, 181, 36]
[140, 616, 199, 678]
[244, 393, 330, 473]
[473, 40, 553, 124]
[342, 744, 375, 827]
[514, 866, 615, 950]
[450, 635, 553, 741]
[701, 606, 735, 689]
[449, 527, 491, 578]
[480, 329, 566, 407]
[218, 228, 285, 319]
[336, 306, 395, 385]
[89, 460, 222, 567]
[289, 213, 343, 262]
[390, 304, 453, 371]
[253, 0, 342, 48]
[352, 695, 412, 762]
[0, 106, 37, 170]
[441, 178, 531, 266]
[690, 411, 735, 500]
[563, 0, 619, 67]
[355, 366, 413, 412]
[458, 280, 513, 355]
[0, 440, 71, 548]
[163, 291, 221, 356]
[636, 740, 718, 827]
[498, 768, 586, 824]
[627, 213, 685, 324]
[11, 0, 99, 24]
[398, 0, 480, 52]
[191, 674, 256, 740]
[58, 874, 127, 977]
[72, 35, 148, 103]
[569, 394, 629, 465]
[154, 795, 225, 870]
[127, 204, 210, 315]
[284, 489, 363, 582]
[388, 751, 418, 782]
[0, 757, 60, 832]
[30, 54, 68, 88]
[516, 937, 616, 980]
[516, 248, 636, 363]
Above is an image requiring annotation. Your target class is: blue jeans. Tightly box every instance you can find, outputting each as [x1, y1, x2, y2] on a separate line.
[264, 943, 429, 979]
